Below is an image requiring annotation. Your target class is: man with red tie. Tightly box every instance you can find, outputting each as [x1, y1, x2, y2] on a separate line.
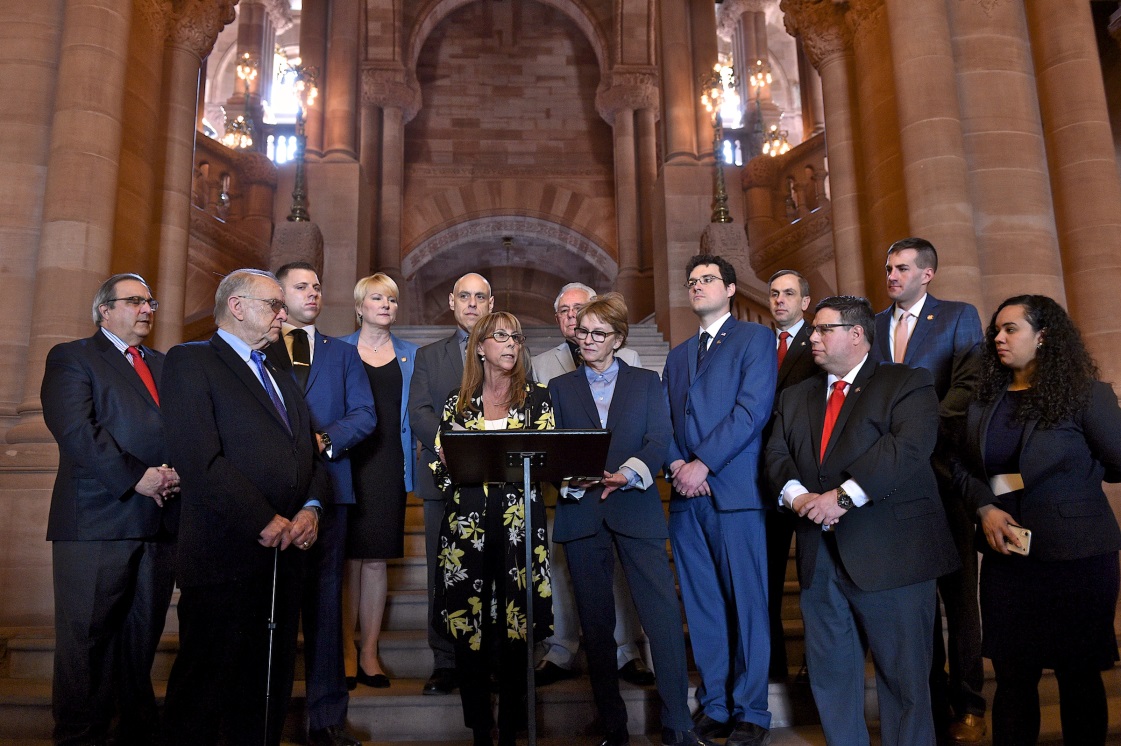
[764, 295, 959, 746]
[42, 273, 180, 745]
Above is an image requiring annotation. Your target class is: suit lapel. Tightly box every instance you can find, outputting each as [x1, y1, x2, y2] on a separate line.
[603, 362, 636, 432]
[977, 392, 1001, 479]
[572, 369, 602, 427]
[211, 335, 293, 436]
[821, 360, 875, 464]
[875, 312, 892, 362]
[444, 334, 465, 380]
[695, 317, 735, 382]
[306, 332, 327, 391]
[96, 333, 160, 410]
[806, 374, 827, 464]
[778, 323, 811, 387]
[904, 296, 939, 364]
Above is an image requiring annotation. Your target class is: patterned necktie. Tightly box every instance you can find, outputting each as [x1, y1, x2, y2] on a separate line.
[126, 346, 159, 406]
[893, 309, 910, 364]
[696, 331, 711, 370]
[289, 328, 311, 390]
[251, 350, 292, 435]
[777, 331, 791, 368]
[820, 380, 847, 463]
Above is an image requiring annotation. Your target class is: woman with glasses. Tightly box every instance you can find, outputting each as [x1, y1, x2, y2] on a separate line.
[430, 311, 554, 746]
[339, 273, 418, 689]
[547, 293, 701, 746]
[954, 295, 1121, 745]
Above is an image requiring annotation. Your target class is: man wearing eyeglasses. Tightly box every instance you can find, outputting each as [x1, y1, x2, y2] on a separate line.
[42, 273, 179, 746]
[764, 295, 959, 746]
[160, 269, 328, 746]
[407, 272, 493, 695]
[661, 254, 776, 746]
[530, 283, 653, 689]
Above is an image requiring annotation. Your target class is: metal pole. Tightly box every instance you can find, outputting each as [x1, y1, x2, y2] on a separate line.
[523, 454, 537, 746]
[263, 547, 279, 746]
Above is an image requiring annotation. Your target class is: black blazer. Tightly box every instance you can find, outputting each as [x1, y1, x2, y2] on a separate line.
[775, 321, 818, 394]
[953, 381, 1121, 562]
[765, 360, 960, 592]
[408, 332, 465, 501]
[548, 360, 671, 542]
[42, 331, 174, 541]
[162, 334, 327, 587]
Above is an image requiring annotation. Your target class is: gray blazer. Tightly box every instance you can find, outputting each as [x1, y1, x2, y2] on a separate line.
[532, 341, 641, 384]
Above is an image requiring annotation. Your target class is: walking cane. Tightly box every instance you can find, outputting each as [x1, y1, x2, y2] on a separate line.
[263, 546, 280, 746]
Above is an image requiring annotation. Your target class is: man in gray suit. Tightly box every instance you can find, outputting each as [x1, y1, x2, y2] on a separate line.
[407, 272, 493, 694]
[530, 282, 653, 688]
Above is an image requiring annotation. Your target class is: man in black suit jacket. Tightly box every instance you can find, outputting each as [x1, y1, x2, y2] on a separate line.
[161, 269, 327, 746]
[406, 272, 492, 694]
[765, 296, 960, 746]
[42, 273, 179, 746]
[762, 269, 818, 681]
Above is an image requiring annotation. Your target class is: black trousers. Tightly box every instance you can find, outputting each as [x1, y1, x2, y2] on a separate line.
[764, 507, 797, 678]
[162, 553, 303, 746]
[302, 504, 349, 731]
[991, 658, 1108, 746]
[52, 538, 175, 746]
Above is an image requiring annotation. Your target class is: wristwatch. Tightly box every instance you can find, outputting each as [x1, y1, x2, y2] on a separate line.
[305, 504, 322, 521]
[317, 431, 332, 452]
[835, 485, 854, 511]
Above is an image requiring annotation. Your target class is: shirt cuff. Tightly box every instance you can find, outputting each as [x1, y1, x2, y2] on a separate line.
[841, 478, 869, 507]
[560, 481, 585, 501]
[619, 458, 652, 491]
[780, 480, 808, 510]
[303, 499, 322, 511]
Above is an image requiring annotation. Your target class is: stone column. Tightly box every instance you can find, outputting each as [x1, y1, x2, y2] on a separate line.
[660, 0, 698, 160]
[9, 0, 134, 445]
[1026, 0, 1121, 384]
[359, 98, 383, 273]
[782, 0, 865, 297]
[152, 1, 236, 352]
[883, 0, 982, 310]
[690, 0, 719, 159]
[637, 106, 658, 274]
[947, 0, 1064, 313]
[324, 0, 359, 160]
[300, 0, 328, 158]
[238, 151, 280, 247]
[796, 38, 825, 137]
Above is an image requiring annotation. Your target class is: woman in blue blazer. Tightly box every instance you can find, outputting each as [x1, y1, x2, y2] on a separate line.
[340, 273, 418, 688]
[954, 295, 1121, 746]
[547, 293, 700, 746]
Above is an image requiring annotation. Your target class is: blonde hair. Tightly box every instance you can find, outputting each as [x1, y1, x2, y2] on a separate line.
[353, 273, 400, 325]
[457, 311, 528, 415]
[576, 292, 629, 348]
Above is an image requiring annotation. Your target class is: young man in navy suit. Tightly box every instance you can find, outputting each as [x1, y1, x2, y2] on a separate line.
[269, 262, 377, 746]
[871, 238, 985, 744]
[662, 255, 776, 746]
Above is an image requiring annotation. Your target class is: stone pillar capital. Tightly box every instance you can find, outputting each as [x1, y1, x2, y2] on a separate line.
[780, 0, 852, 68]
[166, 0, 238, 60]
[595, 68, 660, 124]
[361, 65, 422, 124]
[256, 0, 294, 35]
[718, 0, 771, 41]
[846, 0, 885, 42]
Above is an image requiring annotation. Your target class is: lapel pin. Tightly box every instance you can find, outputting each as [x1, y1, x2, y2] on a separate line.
[854, 387, 862, 393]
[926, 314, 934, 321]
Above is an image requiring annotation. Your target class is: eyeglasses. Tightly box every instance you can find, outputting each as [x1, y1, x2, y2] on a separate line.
[684, 274, 723, 289]
[237, 296, 288, 315]
[106, 296, 158, 311]
[574, 327, 618, 343]
[556, 304, 584, 318]
[486, 330, 526, 345]
[809, 323, 855, 335]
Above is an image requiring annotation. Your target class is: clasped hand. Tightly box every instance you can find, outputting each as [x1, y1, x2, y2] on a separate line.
[134, 465, 180, 507]
[259, 507, 319, 550]
[792, 490, 846, 527]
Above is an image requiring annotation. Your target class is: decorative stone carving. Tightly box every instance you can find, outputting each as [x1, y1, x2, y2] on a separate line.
[741, 152, 782, 189]
[361, 65, 423, 124]
[167, 0, 238, 60]
[235, 151, 278, 187]
[717, 0, 772, 41]
[749, 206, 833, 271]
[595, 68, 660, 123]
[846, 0, 885, 41]
[258, 0, 294, 35]
[136, 0, 172, 38]
[969, 0, 1010, 17]
[701, 223, 753, 289]
[271, 220, 325, 272]
[780, 0, 852, 69]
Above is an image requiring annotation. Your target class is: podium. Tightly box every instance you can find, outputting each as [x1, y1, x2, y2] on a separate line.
[442, 429, 611, 745]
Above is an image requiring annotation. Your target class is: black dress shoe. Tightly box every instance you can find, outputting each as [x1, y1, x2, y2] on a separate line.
[422, 666, 457, 695]
[345, 675, 358, 691]
[356, 663, 390, 688]
[691, 711, 733, 741]
[725, 721, 770, 746]
[534, 659, 578, 686]
[617, 658, 655, 686]
[308, 725, 362, 746]
[598, 727, 629, 746]
[662, 728, 710, 746]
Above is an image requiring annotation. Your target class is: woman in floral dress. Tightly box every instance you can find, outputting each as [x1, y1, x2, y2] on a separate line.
[430, 311, 554, 746]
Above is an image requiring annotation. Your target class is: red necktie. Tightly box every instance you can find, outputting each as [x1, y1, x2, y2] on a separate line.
[819, 380, 847, 462]
[126, 346, 160, 406]
[777, 331, 790, 368]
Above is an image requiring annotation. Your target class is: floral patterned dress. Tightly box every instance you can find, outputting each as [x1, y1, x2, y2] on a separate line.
[430, 383, 555, 651]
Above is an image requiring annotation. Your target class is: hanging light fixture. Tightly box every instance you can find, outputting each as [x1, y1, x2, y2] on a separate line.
[762, 124, 791, 157]
[221, 112, 254, 150]
[283, 61, 319, 222]
[700, 61, 737, 224]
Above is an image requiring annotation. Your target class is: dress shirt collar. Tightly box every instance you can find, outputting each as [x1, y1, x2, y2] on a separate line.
[99, 326, 132, 355]
[777, 317, 805, 345]
[894, 293, 928, 321]
[282, 322, 316, 363]
[583, 357, 620, 384]
[826, 353, 870, 391]
[699, 312, 732, 342]
[217, 327, 255, 362]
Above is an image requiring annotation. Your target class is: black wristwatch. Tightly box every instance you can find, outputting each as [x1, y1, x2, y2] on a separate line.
[317, 431, 332, 452]
[835, 485, 854, 511]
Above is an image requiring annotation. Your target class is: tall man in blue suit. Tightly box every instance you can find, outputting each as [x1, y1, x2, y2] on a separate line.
[870, 238, 985, 744]
[267, 262, 377, 746]
[662, 255, 776, 746]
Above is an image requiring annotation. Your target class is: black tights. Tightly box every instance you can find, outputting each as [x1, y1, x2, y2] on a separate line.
[991, 658, 1107, 745]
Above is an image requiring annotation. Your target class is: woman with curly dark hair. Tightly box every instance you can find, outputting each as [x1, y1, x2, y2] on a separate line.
[955, 295, 1121, 745]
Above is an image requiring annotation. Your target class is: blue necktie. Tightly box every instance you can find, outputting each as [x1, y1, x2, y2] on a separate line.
[696, 331, 711, 370]
[251, 350, 292, 435]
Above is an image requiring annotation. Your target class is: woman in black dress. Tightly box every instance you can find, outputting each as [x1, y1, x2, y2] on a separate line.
[954, 295, 1121, 745]
[341, 273, 419, 688]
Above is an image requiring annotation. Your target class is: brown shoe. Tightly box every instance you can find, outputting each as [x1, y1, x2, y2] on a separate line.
[947, 713, 986, 744]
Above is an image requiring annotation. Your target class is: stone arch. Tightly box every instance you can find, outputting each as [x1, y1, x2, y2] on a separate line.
[402, 216, 617, 325]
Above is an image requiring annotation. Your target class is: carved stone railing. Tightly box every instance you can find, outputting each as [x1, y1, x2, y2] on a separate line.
[742, 131, 835, 285]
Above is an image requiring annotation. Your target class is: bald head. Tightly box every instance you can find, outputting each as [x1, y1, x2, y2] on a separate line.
[449, 273, 494, 332]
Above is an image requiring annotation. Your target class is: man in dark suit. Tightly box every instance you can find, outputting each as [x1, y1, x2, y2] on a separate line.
[42, 273, 179, 746]
[870, 237, 985, 744]
[161, 269, 327, 746]
[662, 255, 776, 746]
[763, 269, 818, 681]
[406, 272, 492, 694]
[267, 262, 376, 746]
[766, 295, 961, 746]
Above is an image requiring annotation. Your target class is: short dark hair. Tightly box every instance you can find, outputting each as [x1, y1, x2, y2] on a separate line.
[814, 295, 875, 347]
[886, 237, 938, 272]
[274, 261, 318, 284]
[686, 254, 737, 287]
[768, 269, 810, 297]
[92, 273, 150, 325]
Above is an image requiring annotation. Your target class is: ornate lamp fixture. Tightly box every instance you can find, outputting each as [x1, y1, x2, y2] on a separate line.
[762, 123, 791, 157]
[747, 58, 772, 156]
[236, 52, 259, 97]
[220, 112, 254, 150]
[700, 62, 737, 224]
[283, 61, 319, 222]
